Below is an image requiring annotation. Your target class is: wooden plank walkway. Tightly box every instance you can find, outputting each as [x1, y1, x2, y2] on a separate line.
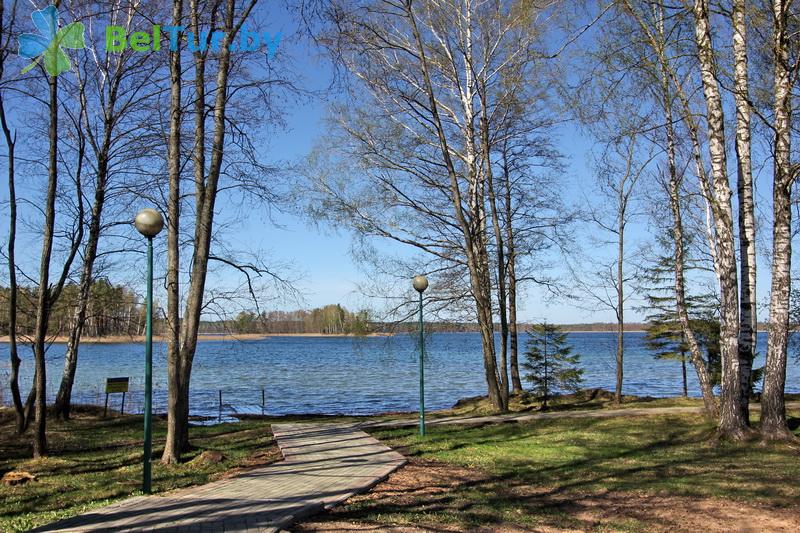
[33, 423, 406, 533]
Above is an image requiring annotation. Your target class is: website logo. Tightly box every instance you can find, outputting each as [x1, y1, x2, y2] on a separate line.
[18, 5, 86, 76]
[105, 25, 281, 56]
[17, 4, 279, 78]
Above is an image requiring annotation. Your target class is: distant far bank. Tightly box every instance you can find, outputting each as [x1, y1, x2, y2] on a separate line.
[0, 332, 395, 344]
[0, 328, 659, 344]
[557, 323, 645, 332]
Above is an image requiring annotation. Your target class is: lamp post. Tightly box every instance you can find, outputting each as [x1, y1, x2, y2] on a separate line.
[134, 208, 164, 494]
[413, 275, 429, 437]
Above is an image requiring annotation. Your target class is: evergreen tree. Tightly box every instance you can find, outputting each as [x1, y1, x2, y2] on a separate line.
[644, 308, 690, 397]
[522, 323, 584, 409]
[639, 234, 722, 394]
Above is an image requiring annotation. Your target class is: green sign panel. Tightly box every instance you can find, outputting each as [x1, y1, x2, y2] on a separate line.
[105, 377, 129, 394]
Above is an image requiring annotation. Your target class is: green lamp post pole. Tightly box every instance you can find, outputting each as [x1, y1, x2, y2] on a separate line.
[413, 275, 429, 437]
[135, 208, 164, 494]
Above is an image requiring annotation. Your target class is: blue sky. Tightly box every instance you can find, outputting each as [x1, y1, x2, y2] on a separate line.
[246, 12, 779, 326]
[0, 1, 779, 326]
[237, 5, 645, 324]
[230, 72, 642, 323]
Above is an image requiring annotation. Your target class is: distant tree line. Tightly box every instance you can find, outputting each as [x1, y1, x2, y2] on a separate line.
[200, 305, 373, 335]
[201, 314, 658, 336]
[0, 281, 145, 338]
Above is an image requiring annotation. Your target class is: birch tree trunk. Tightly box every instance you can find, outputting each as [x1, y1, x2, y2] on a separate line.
[666, 112, 719, 420]
[761, 0, 795, 441]
[654, 2, 718, 419]
[692, 0, 748, 439]
[732, 0, 756, 423]
[405, 0, 505, 411]
[503, 151, 523, 394]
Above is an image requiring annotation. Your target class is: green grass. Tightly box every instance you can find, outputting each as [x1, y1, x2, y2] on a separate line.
[0, 408, 278, 532]
[4, 401, 800, 532]
[432, 389, 707, 418]
[337, 410, 800, 531]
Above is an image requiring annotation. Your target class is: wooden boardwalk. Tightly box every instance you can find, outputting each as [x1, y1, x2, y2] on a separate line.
[33, 423, 406, 533]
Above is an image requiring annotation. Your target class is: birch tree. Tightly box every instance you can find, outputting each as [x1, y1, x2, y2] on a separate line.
[731, 0, 758, 423]
[690, 0, 749, 439]
[308, 0, 568, 411]
[761, 0, 799, 441]
[583, 0, 721, 418]
[639, 0, 719, 418]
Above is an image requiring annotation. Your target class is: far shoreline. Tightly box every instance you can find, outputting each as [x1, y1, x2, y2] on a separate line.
[0, 330, 654, 345]
[0, 332, 395, 344]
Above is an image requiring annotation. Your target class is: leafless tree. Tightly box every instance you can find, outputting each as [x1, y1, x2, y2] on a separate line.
[0, 0, 24, 434]
[577, 134, 651, 404]
[731, 0, 758, 423]
[304, 0, 574, 411]
[24, 0, 86, 455]
[161, 0, 294, 462]
[54, 0, 168, 420]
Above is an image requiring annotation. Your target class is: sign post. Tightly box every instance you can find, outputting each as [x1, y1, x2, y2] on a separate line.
[104, 377, 130, 417]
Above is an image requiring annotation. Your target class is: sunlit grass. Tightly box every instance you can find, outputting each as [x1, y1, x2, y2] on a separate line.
[429, 389, 708, 418]
[0, 408, 278, 532]
[341, 409, 800, 530]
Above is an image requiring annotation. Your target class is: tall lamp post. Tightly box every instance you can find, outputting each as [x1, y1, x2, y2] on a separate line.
[134, 208, 164, 494]
[413, 275, 428, 436]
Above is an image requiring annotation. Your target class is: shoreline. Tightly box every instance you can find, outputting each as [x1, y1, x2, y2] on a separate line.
[0, 330, 651, 344]
[0, 332, 395, 344]
[0, 330, 648, 345]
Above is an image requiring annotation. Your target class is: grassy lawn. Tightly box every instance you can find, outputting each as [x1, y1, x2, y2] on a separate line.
[4, 400, 800, 532]
[298, 409, 800, 532]
[0, 407, 278, 532]
[432, 389, 706, 418]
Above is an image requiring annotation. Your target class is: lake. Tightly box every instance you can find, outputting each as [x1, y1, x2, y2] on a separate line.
[1, 332, 798, 417]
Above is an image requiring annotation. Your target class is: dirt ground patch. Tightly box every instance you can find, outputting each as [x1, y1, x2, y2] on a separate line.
[293, 459, 800, 532]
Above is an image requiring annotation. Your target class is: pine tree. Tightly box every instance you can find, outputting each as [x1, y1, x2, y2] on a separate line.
[522, 323, 584, 409]
[644, 308, 690, 397]
[640, 235, 722, 394]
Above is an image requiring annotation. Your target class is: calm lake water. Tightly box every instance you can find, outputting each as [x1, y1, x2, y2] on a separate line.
[1, 332, 798, 417]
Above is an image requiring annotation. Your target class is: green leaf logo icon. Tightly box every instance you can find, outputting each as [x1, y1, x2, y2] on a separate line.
[18, 5, 85, 76]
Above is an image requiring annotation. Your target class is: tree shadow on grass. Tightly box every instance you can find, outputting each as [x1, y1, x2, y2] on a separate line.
[308, 433, 800, 532]
[355, 415, 800, 530]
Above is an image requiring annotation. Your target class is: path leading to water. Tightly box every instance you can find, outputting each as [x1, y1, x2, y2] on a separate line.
[33, 423, 406, 533]
[31, 401, 800, 532]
